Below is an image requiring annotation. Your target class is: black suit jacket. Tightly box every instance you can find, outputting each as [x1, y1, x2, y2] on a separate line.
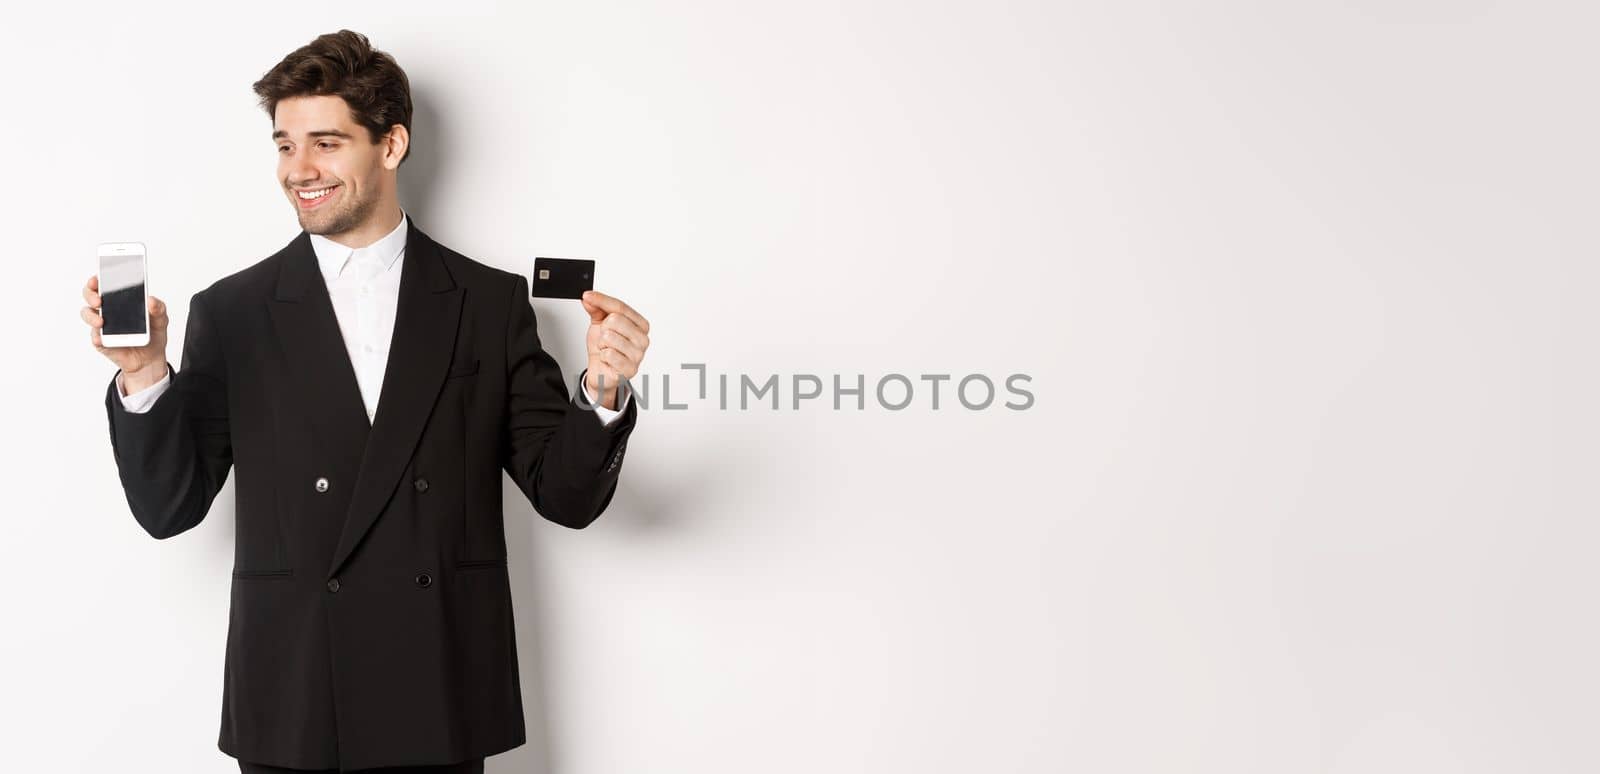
[102, 218, 637, 770]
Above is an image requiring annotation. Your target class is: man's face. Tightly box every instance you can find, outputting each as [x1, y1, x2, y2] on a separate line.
[272, 95, 397, 237]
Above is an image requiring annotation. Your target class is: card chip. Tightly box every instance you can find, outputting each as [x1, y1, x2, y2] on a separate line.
[538, 269, 550, 280]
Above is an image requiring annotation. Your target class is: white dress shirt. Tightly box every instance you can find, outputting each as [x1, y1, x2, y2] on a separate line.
[116, 210, 630, 426]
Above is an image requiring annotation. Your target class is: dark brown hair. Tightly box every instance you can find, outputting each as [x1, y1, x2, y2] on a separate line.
[252, 30, 413, 166]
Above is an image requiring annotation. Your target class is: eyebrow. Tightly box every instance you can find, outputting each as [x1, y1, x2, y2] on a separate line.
[272, 129, 355, 141]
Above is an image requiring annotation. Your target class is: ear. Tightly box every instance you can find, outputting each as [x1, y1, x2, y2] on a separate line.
[382, 124, 409, 170]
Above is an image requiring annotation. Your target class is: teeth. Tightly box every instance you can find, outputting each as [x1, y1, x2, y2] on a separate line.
[298, 187, 335, 199]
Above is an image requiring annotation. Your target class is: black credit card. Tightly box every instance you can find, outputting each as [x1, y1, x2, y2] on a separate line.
[529, 257, 595, 299]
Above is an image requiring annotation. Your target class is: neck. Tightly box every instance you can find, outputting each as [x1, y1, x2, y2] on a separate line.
[319, 202, 404, 249]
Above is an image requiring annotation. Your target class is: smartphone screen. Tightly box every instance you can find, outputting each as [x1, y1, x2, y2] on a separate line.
[98, 246, 148, 337]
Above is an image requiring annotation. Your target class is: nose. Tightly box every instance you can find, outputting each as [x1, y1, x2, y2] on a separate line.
[284, 147, 322, 188]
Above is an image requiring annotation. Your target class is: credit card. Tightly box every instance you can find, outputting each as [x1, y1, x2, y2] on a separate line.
[529, 257, 595, 299]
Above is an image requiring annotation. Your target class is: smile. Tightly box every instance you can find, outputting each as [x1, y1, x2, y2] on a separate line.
[296, 185, 340, 209]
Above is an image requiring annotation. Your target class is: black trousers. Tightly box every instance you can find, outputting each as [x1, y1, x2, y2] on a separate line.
[238, 757, 484, 773]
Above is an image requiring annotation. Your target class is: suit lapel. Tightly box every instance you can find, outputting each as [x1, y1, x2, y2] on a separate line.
[267, 231, 373, 457]
[266, 218, 465, 580]
[330, 219, 463, 578]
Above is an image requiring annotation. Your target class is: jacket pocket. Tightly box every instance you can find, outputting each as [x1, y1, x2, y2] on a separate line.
[455, 558, 507, 571]
[232, 568, 294, 580]
[447, 358, 480, 378]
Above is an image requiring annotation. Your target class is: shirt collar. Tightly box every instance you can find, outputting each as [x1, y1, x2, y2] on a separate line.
[308, 210, 409, 282]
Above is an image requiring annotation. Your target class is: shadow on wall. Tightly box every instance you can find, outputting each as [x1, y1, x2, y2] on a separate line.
[397, 80, 446, 225]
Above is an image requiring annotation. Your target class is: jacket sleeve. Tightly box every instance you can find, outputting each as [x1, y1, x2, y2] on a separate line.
[103, 289, 233, 539]
[500, 274, 636, 529]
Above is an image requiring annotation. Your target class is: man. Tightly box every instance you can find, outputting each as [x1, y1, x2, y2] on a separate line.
[79, 29, 649, 773]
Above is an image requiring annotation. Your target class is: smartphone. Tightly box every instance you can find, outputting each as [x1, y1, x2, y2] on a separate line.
[529, 257, 595, 299]
[97, 241, 150, 347]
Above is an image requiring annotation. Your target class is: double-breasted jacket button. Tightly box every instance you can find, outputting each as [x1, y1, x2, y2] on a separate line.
[414, 571, 433, 588]
[314, 477, 330, 493]
[413, 477, 429, 493]
[326, 578, 341, 593]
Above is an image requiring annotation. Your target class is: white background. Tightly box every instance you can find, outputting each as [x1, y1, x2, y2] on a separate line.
[4, 1, 1597, 771]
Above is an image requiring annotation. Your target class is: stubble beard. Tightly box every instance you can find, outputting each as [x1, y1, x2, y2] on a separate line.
[300, 183, 379, 239]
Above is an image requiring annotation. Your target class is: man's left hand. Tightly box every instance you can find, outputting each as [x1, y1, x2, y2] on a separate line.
[581, 290, 650, 410]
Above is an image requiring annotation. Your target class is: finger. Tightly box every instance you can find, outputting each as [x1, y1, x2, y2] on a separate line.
[597, 346, 638, 379]
[595, 329, 643, 363]
[82, 305, 103, 328]
[603, 347, 639, 379]
[582, 291, 648, 334]
[84, 277, 100, 307]
[598, 314, 648, 350]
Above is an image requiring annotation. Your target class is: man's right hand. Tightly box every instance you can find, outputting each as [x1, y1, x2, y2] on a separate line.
[82, 273, 169, 393]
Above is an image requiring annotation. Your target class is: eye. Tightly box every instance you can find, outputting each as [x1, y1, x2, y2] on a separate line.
[318, 141, 337, 150]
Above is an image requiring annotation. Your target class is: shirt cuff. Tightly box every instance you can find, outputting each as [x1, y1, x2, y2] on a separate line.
[576, 369, 631, 427]
[117, 364, 173, 414]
